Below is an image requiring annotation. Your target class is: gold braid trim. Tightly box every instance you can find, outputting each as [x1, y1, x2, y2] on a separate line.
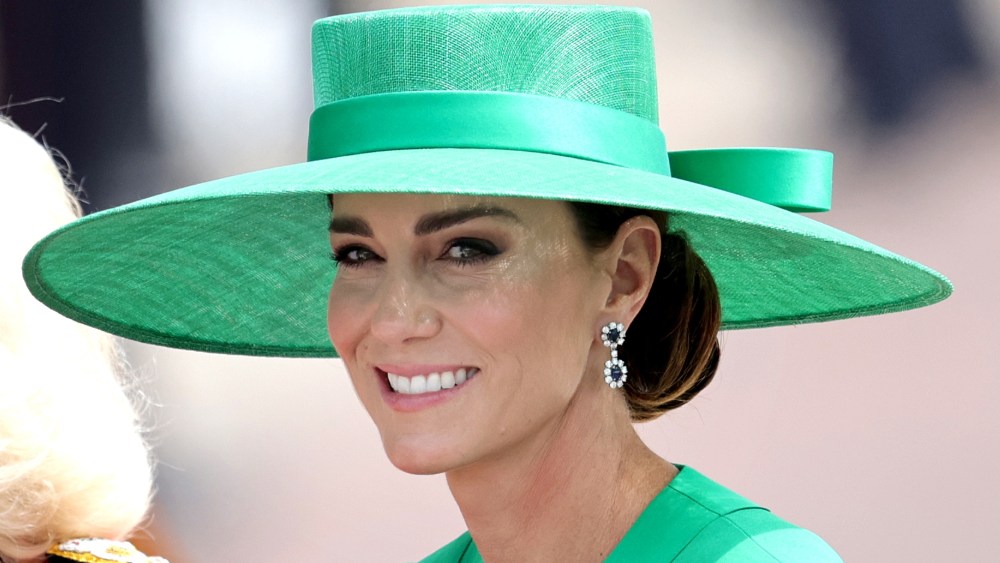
[46, 538, 168, 563]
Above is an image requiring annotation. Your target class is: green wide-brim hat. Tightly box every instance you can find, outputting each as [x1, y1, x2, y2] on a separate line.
[22, 5, 951, 357]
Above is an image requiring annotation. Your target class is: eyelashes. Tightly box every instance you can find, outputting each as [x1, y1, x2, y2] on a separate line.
[330, 245, 380, 267]
[442, 238, 500, 265]
[331, 238, 501, 269]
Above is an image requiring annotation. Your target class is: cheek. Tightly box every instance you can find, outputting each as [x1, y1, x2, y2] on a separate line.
[450, 258, 596, 381]
[445, 262, 544, 343]
[327, 284, 385, 412]
[327, 281, 366, 362]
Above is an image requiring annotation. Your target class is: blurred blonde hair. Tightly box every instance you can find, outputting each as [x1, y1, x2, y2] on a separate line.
[0, 116, 153, 561]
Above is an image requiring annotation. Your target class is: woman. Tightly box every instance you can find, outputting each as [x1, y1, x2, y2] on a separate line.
[0, 116, 165, 562]
[326, 193, 729, 560]
[22, 5, 950, 561]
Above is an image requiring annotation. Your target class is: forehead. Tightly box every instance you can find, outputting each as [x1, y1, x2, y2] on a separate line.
[330, 193, 569, 221]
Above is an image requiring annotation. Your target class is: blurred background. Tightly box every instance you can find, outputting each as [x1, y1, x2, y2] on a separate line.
[2, 0, 997, 561]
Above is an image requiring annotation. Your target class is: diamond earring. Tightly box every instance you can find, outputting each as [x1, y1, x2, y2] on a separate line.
[601, 322, 627, 389]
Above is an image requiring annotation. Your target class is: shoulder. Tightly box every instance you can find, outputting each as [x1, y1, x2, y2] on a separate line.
[675, 508, 842, 562]
[415, 532, 475, 563]
[417, 468, 842, 563]
[671, 467, 841, 562]
[609, 466, 841, 562]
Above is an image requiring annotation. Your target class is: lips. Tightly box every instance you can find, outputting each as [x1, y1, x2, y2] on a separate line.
[385, 368, 480, 395]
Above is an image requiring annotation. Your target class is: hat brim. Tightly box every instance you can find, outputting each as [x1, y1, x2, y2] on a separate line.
[23, 148, 951, 357]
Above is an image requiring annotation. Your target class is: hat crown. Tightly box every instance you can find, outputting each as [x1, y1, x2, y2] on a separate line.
[311, 5, 659, 123]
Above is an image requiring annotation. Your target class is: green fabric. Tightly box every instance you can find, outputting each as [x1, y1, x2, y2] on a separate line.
[669, 149, 832, 212]
[671, 511, 842, 562]
[418, 466, 842, 563]
[309, 91, 671, 175]
[308, 92, 834, 212]
[21, 5, 951, 356]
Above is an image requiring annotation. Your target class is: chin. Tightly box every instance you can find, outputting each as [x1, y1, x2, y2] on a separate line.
[382, 438, 461, 476]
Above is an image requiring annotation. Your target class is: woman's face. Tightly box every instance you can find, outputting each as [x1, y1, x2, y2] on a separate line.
[327, 193, 613, 474]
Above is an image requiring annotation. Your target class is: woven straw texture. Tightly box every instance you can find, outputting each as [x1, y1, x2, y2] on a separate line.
[312, 5, 658, 122]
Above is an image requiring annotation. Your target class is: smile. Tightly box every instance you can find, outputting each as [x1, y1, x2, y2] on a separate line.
[386, 368, 479, 395]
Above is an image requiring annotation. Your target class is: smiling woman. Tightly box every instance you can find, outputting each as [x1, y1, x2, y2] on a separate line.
[328, 195, 621, 477]
[21, 4, 951, 562]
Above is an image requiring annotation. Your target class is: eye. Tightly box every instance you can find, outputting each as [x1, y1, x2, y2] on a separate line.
[442, 238, 500, 265]
[331, 245, 382, 268]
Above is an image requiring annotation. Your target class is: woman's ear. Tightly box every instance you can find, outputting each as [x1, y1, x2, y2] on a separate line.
[601, 215, 661, 325]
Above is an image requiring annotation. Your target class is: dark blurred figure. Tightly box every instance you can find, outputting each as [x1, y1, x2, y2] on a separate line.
[821, 0, 985, 129]
[0, 1, 160, 212]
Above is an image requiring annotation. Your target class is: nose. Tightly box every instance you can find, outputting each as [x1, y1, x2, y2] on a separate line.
[369, 268, 441, 345]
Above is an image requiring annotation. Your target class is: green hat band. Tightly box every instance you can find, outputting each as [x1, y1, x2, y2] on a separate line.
[308, 90, 833, 211]
[309, 91, 669, 174]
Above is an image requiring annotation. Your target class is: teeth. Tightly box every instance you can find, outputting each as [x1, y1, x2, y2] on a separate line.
[426, 373, 441, 392]
[410, 375, 426, 394]
[441, 371, 455, 389]
[387, 368, 478, 395]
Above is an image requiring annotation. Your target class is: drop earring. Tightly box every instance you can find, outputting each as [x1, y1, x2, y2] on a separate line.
[601, 321, 627, 389]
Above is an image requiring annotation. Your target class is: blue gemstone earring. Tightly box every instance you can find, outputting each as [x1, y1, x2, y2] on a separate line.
[601, 322, 627, 389]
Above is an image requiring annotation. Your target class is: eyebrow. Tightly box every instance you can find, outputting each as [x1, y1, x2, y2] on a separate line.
[414, 206, 521, 235]
[329, 205, 521, 237]
[328, 216, 372, 237]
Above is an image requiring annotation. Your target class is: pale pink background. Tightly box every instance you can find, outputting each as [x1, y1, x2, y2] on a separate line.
[132, 1, 999, 561]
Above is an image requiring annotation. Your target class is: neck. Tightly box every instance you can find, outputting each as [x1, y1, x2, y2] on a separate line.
[445, 377, 675, 562]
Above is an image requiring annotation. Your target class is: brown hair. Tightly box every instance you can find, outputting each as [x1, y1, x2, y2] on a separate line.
[567, 202, 722, 422]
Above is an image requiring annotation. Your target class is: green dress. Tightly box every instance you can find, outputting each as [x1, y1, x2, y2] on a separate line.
[419, 466, 842, 562]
